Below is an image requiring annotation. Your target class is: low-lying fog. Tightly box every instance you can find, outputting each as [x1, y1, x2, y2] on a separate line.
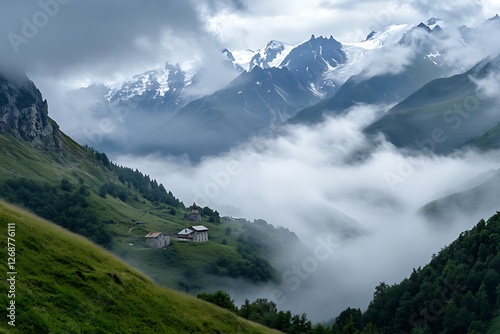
[115, 105, 500, 322]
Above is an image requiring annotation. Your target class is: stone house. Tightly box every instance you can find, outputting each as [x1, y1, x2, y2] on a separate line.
[144, 232, 170, 248]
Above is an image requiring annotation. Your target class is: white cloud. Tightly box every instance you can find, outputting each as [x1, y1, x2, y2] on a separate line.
[471, 70, 500, 100]
[198, 0, 422, 49]
[361, 44, 415, 77]
[114, 104, 500, 322]
[406, 0, 485, 26]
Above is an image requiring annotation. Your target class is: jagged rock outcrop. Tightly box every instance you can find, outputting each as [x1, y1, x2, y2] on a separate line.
[0, 71, 62, 150]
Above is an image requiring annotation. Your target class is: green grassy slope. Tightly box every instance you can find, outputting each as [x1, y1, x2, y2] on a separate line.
[0, 131, 304, 294]
[0, 200, 281, 334]
[468, 123, 500, 150]
[0, 131, 135, 192]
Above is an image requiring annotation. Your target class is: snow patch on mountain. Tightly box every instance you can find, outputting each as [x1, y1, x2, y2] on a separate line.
[230, 49, 255, 71]
[253, 40, 295, 70]
[104, 63, 194, 106]
[325, 24, 412, 84]
[228, 41, 295, 72]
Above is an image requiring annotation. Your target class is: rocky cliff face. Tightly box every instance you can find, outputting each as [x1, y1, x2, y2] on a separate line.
[0, 71, 62, 150]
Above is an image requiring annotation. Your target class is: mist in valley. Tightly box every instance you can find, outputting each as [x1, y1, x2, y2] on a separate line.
[53, 14, 500, 323]
[114, 101, 500, 322]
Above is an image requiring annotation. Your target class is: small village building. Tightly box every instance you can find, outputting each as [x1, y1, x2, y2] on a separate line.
[187, 202, 202, 222]
[176, 225, 209, 242]
[144, 232, 170, 248]
[190, 225, 209, 242]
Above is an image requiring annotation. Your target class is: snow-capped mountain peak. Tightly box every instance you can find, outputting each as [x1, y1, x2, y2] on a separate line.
[224, 40, 294, 72]
[108, 63, 188, 103]
[250, 40, 294, 70]
[325, 24, 412, 84]
[345, 24, 411, 50]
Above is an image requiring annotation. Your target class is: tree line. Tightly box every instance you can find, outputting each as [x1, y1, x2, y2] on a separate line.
[199, 212, 500, 333]
[85, 146, 183, 208]
[0, 178, 112, 247]
[197, 291, 315, 334]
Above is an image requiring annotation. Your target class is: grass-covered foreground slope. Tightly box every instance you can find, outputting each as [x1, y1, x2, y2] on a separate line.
[0, 200, 281, 334]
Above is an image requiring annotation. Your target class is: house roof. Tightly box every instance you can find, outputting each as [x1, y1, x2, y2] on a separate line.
[190, 225, 208, 232]
[178, 228, 193, 235]
[145, 232, 162, 238]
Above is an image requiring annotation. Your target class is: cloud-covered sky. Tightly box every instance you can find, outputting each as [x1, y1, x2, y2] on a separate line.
[1, 0, 498, 138]
[1, 0, 499, 87]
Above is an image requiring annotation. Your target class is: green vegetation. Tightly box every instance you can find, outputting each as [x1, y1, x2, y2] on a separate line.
[198, 292, 315, 334]
[0, 131, 299, 294]
[87, 146, 182, 207]
[0, 200, 280, 333]
[207, 222, 282, 283]
[327, 212, 500, 333]
[468, 123, 500, 151]
[487, 314, 500, 333]
[0, 178, 112, 247]
[197, 290, 238, 313]
[200, 212, 500, 333]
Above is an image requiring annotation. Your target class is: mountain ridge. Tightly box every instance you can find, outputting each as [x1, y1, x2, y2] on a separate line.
[364, 53, 500, 154]
[0, 71, 62, 151]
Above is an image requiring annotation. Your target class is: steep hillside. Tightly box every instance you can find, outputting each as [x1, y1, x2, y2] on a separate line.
[468, 123, 500, 150]
[0, 71, 61, 150]
[0, 129, 304, 294]
[365, 54, 500, 154]
[327, 212, 500, 333]
[420, 169, 500, 224]
[0, 72, 306, 297]
[0, 200, 280, 333]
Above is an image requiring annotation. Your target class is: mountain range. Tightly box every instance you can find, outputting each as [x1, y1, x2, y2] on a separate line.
[66, 15, 500, 160]
[2, 13, 500, 332]
[365, 53, 500, 154]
